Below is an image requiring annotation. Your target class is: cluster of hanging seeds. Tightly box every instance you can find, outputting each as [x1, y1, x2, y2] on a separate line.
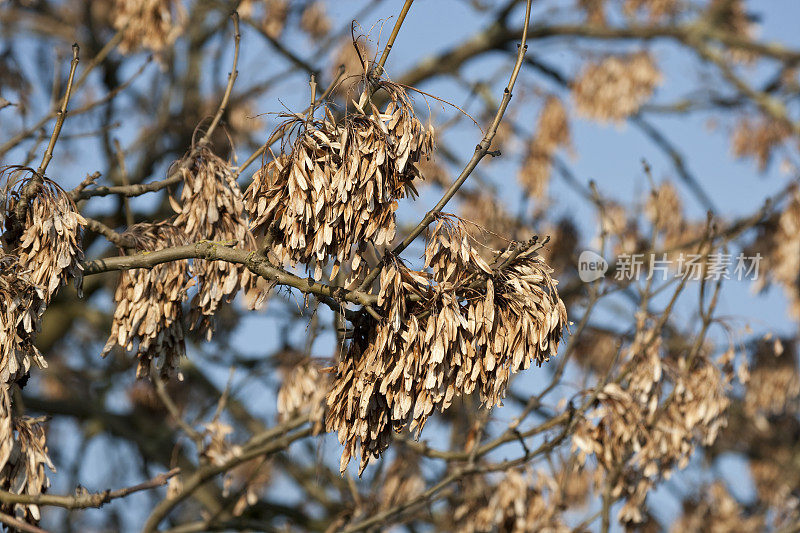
[173, 147, 266, 340]
[14, 178, 86, 302]
[0, 168, 83, 525]
[0, 256, 46, 384]
[244, 83, 434, 283]
[101, 222, 191, 379]
[0, 388, 54, 524]
[1, 171, 84, 380]
[326, 215, 568, 473]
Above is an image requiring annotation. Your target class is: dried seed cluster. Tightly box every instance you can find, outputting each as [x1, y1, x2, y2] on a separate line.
[753, 188, 800, 317]
[731, 116, 790, 171]
[174, 148, 266, 339]
[1, 173, 84, 380]
[623, 0, 680, 22]
[710, 0, 754, 42]
[452, 469, 573, 533]
[572, 52, 661, 123]
[673, 482, 765, 533]
[572, 329, 731, 524]
[15, 179, 85, 303]
[101, 222, 191, 379]
[0, 171, 82, 525]
[326, 216, 567, 473]
[0, 257, 46, 384]
[262, 0, 289, 40]
[113, 0, 183, 54]
[378, 455, 425, 508]
[578, 0, 607, 26]
[645, 181, 684, 238]
[745, 338, 800, 417]
[201, 419, 240, 467]
[0, 390, 54, 524]
[299, 1, 331, 39]
[277, 360, 327, 432]
[245, 87, 434, 283]
[518, 96, 571, 198]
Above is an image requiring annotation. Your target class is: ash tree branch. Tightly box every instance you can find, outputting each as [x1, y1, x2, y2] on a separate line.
[83, 217, 137, 248]
[37, 43, 80, 176]
[0, 468, 180, 510]
[0, 511, 49, 533]
[81, 241, 377, 316]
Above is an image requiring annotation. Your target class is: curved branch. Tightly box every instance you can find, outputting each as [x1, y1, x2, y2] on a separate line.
[82, 241, 378, 313]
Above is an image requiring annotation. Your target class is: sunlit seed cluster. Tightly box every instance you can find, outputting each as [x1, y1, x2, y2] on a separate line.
[0, 389, 54, 524]
[101, 222, 191, 379]
[244, 85, 434, 285]
[0, 171, 80, 524]
[174, 148, 267, 340]
[326, 216, 567, 474]
[572, 52, 662, 123]
[518, 96, 571, 198]
[113, 0, 183, 54]
[572, 328, 731, 524]
[277, 359, 328, 432]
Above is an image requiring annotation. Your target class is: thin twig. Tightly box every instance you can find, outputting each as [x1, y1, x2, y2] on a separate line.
[372, 0, 415, 79]
[199, 12, 241, 148]
[37, 43, 80, 176]
[83, 217, 136, 248]
[152, 371, 205, 448]
[113, 138, 135, 227]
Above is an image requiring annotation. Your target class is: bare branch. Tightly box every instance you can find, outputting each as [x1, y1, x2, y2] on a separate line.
[0, 468, 179, 510]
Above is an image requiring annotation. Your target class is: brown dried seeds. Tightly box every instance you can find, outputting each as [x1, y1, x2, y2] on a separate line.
[174, 147, 267, 339]
[101, 222, 191, 379]
[245, 86, 434, 284]
[326, 216, 567, 473]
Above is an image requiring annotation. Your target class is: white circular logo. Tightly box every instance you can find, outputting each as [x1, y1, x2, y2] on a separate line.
[578, 250, 608, 283]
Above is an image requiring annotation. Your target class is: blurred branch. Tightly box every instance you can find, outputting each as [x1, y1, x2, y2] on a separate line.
[0, 512, 49, 533]
[142, 417, 312, 531]
[199, 12, 241, 148]
[0, 30, 129, 158]
[630, 115, 718, 213]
